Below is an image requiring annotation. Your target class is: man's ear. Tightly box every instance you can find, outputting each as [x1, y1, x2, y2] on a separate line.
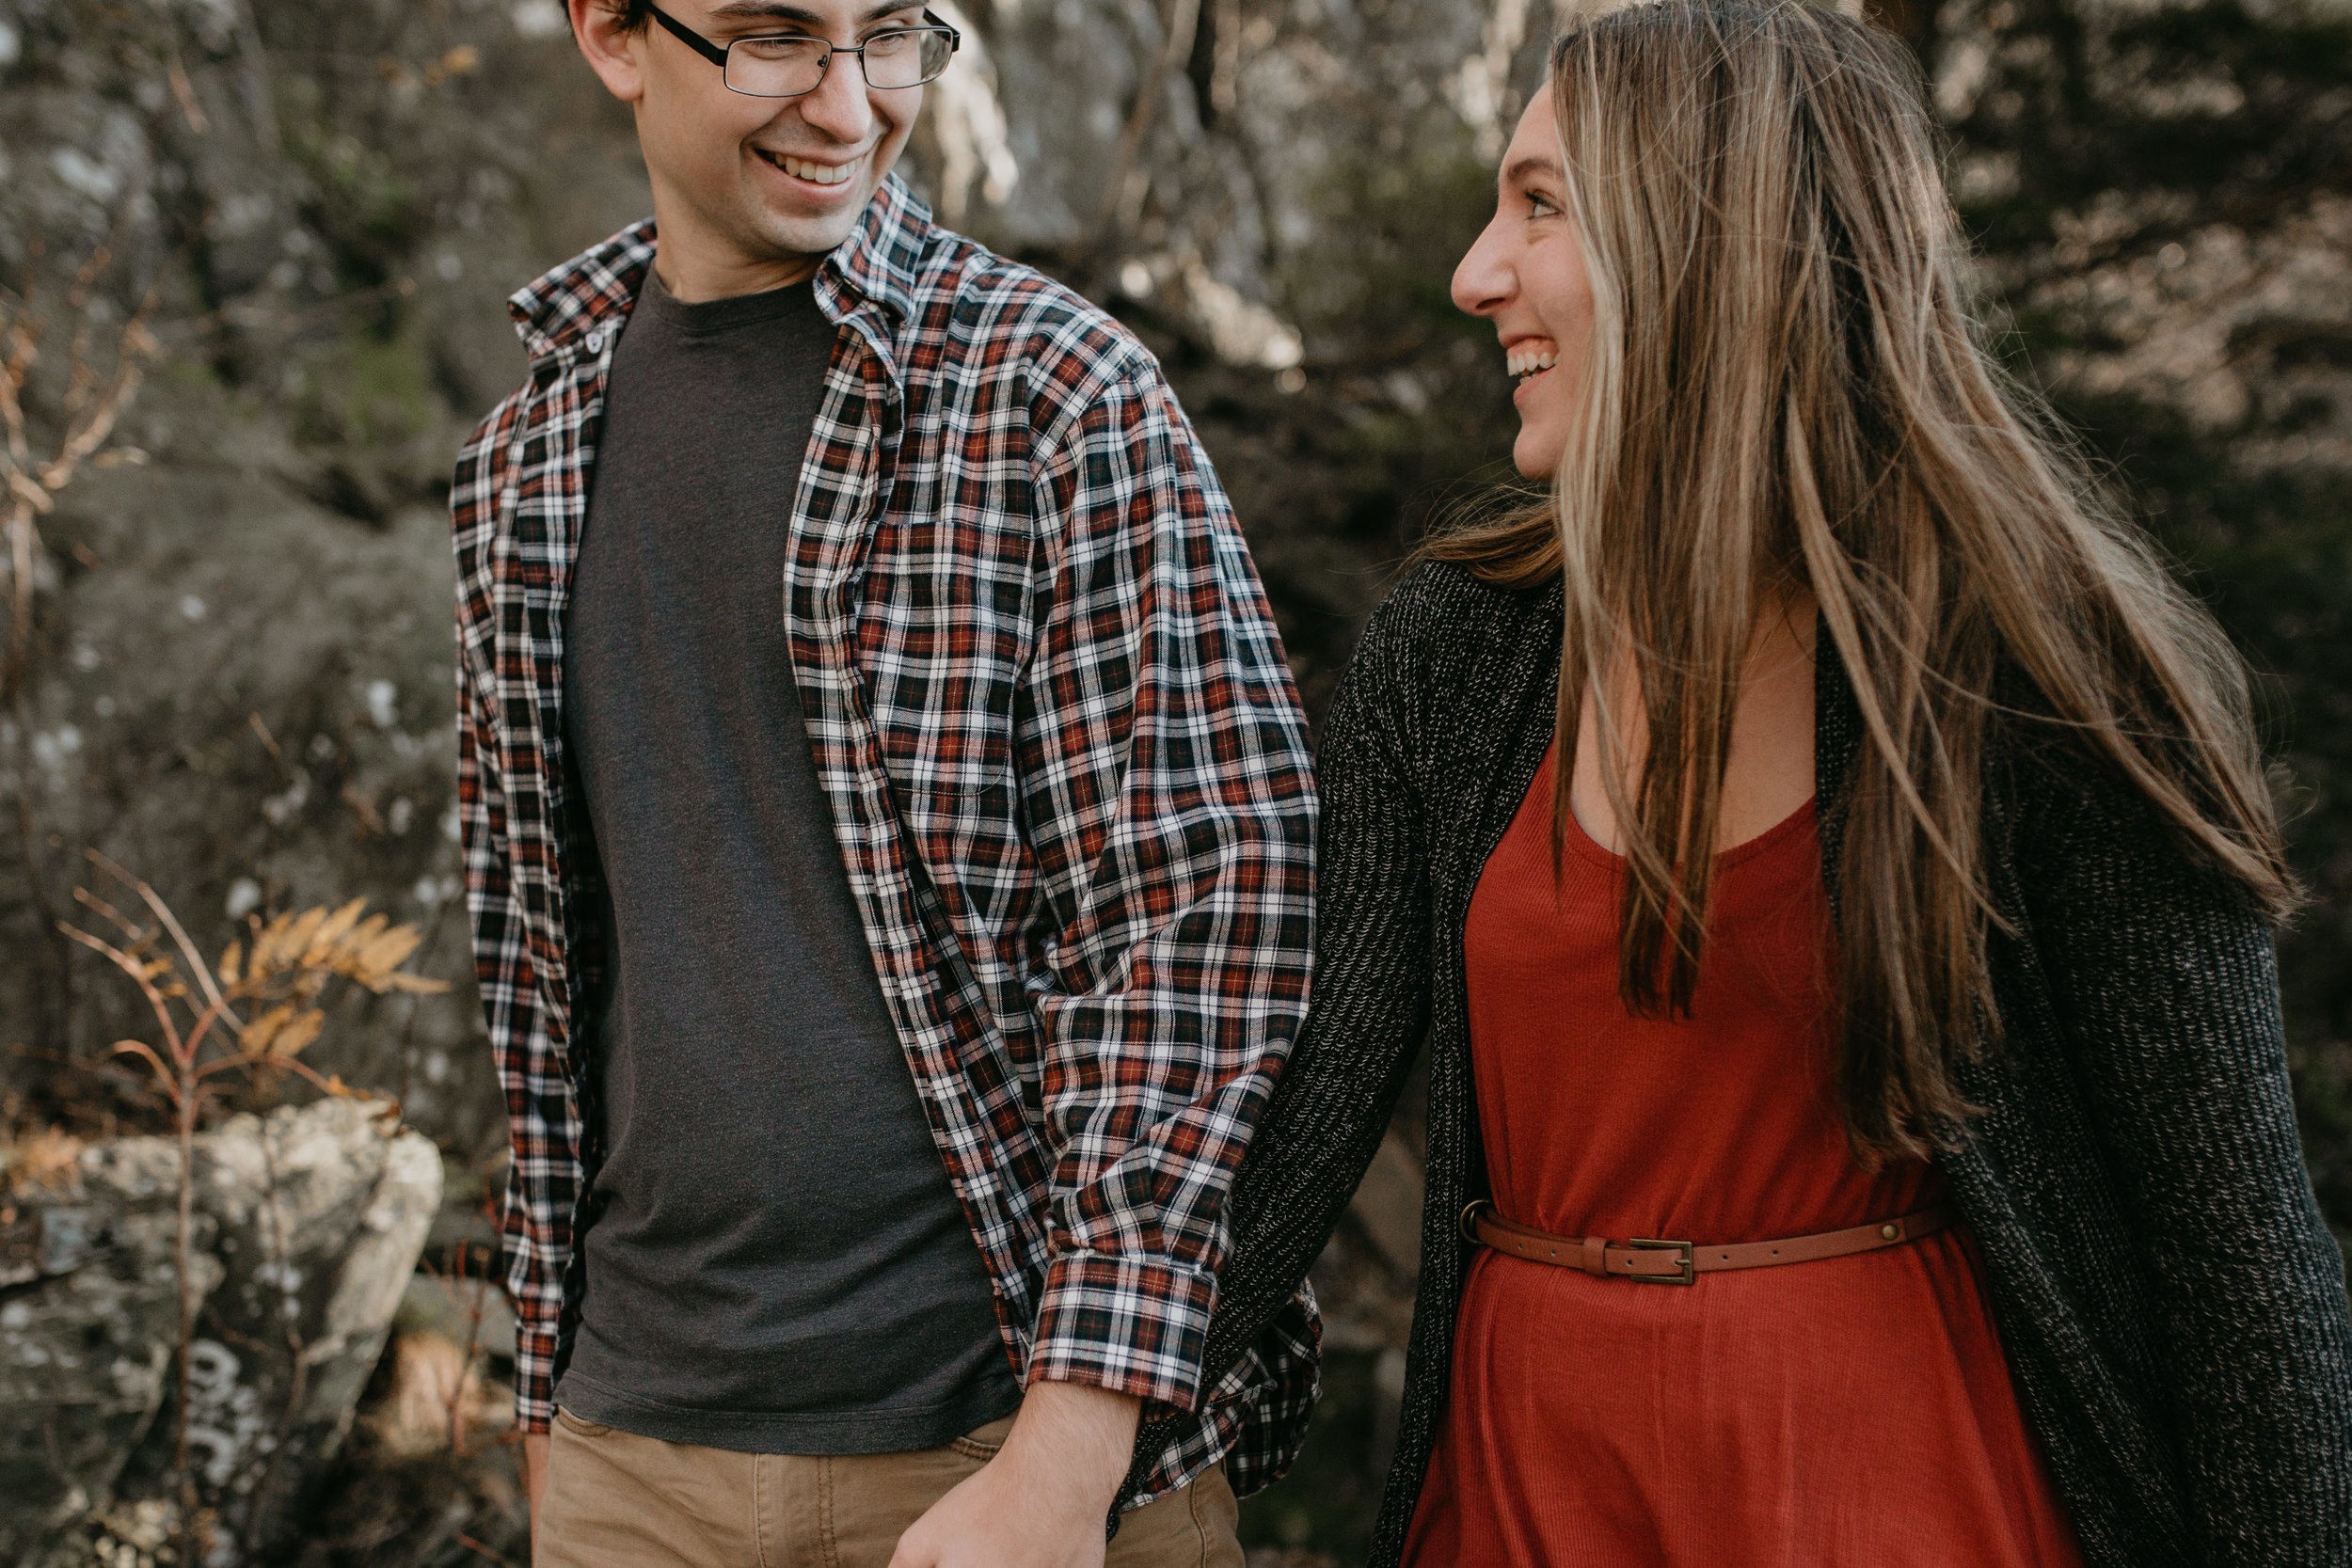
[569, 0, 650, 103]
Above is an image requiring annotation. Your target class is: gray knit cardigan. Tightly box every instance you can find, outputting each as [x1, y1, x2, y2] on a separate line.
[1131, 562, 2352, 1566]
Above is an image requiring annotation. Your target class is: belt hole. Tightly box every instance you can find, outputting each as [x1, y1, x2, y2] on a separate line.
[1772, 1249, 1780, 1257]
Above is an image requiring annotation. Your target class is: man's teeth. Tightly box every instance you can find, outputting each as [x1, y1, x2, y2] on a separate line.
[769, 151, 857, 185]
[1507, 347, 1560, 379]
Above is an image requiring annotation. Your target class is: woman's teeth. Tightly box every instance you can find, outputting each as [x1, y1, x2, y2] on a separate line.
[765, 151, 857, 185]
[1507, 346, 1559, 380]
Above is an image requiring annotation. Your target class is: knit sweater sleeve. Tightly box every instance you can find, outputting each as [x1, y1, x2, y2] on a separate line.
[2026, 772, 2352, 1563]
[1136, 581, 1441, 1452]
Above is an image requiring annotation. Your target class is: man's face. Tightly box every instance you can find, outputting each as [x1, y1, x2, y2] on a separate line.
[573, 0, 929, 286]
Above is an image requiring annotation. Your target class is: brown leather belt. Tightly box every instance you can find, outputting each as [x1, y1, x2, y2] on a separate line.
[1462, 1199, 1956, 1285]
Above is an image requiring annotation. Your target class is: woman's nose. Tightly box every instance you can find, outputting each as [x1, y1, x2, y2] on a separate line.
[1452, 214, 1513, 319]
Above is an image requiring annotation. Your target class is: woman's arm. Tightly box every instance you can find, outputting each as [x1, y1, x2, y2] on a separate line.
[2028, 771, 2352, 1563]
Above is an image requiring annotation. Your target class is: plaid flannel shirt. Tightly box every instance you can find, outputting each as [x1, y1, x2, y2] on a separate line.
[450, 175, 1319, 1505]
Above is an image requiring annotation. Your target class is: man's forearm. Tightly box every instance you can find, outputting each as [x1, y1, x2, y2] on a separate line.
[522, 1430, 549, 1532]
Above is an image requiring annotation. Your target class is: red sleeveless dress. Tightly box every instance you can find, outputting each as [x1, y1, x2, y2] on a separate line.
[1402, 748, 2082, 1567]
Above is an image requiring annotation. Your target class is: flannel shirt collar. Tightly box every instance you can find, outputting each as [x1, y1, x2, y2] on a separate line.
[504, 173, 932, 367]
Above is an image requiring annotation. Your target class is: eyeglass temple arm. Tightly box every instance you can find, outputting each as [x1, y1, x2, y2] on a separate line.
[647, 4, 733, 68]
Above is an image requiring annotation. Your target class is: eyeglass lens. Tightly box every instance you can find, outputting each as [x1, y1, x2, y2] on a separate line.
[725, 30, 955, 96]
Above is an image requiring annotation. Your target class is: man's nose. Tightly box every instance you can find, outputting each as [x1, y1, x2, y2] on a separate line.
[795, 43, 876, 144]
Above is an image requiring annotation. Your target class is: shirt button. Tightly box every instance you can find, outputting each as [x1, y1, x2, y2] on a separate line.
[584, 332, 603, 354]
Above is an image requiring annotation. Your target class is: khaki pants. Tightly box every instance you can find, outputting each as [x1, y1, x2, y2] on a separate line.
[535, 1406, 1245, 1568]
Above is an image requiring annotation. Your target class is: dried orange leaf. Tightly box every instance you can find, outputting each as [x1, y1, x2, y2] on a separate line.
[306, 898, 368, 963]
[382, 972, 453, 994]
[356, 924, 423, 974]
[272, 1008, 325, 1057]
[248, 911, 298, 974]
[278, 907, 327, 967]
[240, 1001, 294, 1054]
[350, 911, 392, 940]
[217, 941, 243, 985]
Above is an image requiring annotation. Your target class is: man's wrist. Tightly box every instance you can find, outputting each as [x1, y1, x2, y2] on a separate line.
[995, 1379, 1142, 1514]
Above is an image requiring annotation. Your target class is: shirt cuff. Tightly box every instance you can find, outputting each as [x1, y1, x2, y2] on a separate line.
[1025, 1250, 1220, 1413]
[512, 1317, 558, 1433]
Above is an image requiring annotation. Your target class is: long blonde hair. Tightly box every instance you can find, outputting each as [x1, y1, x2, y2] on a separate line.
[1427, 0, 2296, 1161]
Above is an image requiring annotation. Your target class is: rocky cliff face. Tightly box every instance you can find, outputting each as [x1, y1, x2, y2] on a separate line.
[0, 0, 1539, 1149]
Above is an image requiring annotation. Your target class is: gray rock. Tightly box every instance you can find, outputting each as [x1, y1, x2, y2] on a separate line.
[0, 1098, 440, 1565]
[395, 1271, 516, 1366]
[0, 1202, 222, 1566]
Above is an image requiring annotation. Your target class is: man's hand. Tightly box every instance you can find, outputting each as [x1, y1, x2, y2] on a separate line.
[521, 1430, 550, 1533]
[890, 1381, 1142, 1568]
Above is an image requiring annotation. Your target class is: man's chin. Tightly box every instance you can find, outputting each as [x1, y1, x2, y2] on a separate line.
[739, 184, 879, 267]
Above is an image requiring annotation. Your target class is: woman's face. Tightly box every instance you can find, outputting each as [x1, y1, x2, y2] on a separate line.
[1452, 89, 1596, 481]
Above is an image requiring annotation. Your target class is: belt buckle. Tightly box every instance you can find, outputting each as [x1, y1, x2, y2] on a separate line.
[1627, 1237, 1696, 1285]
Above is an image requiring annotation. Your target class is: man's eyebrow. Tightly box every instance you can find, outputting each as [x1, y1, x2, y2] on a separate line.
[1503, 154, 1564, 186]
[705, 0, 927, 25]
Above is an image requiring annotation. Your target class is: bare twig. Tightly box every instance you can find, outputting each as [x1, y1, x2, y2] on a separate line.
[166, 47, 210, 135]
[454, 1534, 522, 1568]
[70, 883, 148, 945]
[103, 1038, 183, 1105]
[88, 848, 242, 1030]
[57, 923, 190, 1061]
[1079, 0, 1203, 253]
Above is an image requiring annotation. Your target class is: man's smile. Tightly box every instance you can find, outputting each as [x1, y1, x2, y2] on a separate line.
[753, 146, 866, 189]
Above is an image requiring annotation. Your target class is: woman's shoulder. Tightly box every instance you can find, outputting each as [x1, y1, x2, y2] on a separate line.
[1347, 559, 1562, 700]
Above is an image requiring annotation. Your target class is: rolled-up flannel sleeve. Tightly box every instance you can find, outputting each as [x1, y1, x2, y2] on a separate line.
[1016, 353, 1317, 1413]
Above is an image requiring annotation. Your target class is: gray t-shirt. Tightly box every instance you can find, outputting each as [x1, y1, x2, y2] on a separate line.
[553, 265, 1022, 1454]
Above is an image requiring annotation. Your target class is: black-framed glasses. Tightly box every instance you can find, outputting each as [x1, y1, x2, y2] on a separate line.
[646, 3, 961, 96]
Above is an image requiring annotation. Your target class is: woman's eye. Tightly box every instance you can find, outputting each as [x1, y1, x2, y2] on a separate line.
[1527, 193, 1559, 218]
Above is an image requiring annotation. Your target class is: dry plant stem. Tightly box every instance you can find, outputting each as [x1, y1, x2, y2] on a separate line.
[455, 1533, 522, 1568]
[92, 847, 246, 1030]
